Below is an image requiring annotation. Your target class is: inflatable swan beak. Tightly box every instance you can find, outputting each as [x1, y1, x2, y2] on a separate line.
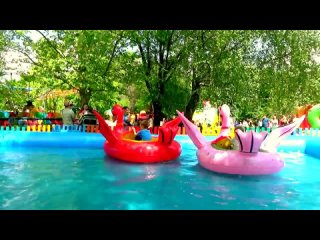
[176, 110, 207, 149]
[259, 115, 305, 153]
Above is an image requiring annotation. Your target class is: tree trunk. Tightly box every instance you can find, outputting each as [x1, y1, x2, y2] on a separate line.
[151, 79, 167, 126]
[128, 85, 138, 111]
[152, 101, 165, 126]
[185, 80, 201, 121]
[53, 99, 58, 112]
[79, 88, 92, 107]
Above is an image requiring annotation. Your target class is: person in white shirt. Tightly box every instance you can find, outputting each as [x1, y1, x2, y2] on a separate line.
[242, 120, 249, 128]
[271, 115, 279, 128]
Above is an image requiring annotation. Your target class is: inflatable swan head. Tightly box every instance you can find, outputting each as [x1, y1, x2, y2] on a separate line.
[112, 104, 124, 116]
[219, 104, 231, 119]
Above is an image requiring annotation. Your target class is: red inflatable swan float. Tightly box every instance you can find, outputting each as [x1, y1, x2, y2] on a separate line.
[93, 104, 182, 163]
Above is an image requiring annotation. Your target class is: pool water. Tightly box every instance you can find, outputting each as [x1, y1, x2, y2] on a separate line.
[0, 136, 319, 210]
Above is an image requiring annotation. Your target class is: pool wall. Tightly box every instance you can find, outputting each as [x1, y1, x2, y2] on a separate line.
[304, 136, 320, 159]
[0, 132, 105, 148]
[0, 132, 319, 159]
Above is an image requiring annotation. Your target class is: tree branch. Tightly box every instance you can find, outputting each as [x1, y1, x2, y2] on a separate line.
[91, 87, 108, 92]
[259, 52, 292, 66]
[214, 32, 246, 64]
[165, 30, 174, 65]
[138, 43, 146, 68]
[53, 73, 78, 90]
[102, 31, 124, 77]
[135, 32, 156, 98]
[164, 47, 185, 82]
[158, 41, 165, 81]
[8, 47, 42, 67]
[146, 35, 152, 76]
[214, 41, 229, 64]
[200, 30, 211, 50]
[36, 30, 65, 58]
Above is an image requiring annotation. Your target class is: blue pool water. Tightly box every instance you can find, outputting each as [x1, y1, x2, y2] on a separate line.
[0, 136, 319, 210]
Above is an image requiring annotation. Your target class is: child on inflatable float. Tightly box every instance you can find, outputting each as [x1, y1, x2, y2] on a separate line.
[92, 104, 182, 163]
[132, 119, 152, 141]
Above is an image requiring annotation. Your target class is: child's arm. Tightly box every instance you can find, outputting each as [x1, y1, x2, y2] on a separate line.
[132, 126, 137, 135]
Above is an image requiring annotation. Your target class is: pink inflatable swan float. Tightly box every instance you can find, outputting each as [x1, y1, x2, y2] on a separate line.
[177, 105, 305, 175]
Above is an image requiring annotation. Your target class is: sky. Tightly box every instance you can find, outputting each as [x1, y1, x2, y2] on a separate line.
[1, 31, 43, 81]
[28, 30, 42, 42]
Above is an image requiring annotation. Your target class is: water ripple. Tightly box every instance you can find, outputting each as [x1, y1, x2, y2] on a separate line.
[0, 139, 319, 209]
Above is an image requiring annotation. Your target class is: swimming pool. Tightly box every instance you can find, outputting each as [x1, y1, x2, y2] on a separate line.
[0, 135, 319, 210]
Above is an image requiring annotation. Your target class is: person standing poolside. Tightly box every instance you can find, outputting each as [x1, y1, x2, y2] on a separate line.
[105, 115, 116, 130]
[78, 106, 97, 125]
[78, 103, 89, 118]
[271, 115, 278, 128]
[23, 100, 38, 118]
[262, 115, 269, 129]
[279, 115, 288, 126]
[61, 101, 75, 125]
[23, 100, 35, 113]
[123, 106, 132, 127]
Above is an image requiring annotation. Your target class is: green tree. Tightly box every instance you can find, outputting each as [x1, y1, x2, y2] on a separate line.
[179, 30, 255, 120]
[5, 30, 320, 124]
[12, 30, 126, 108]
[0, 30, 8, 78]
[128, 30, 191, 125]
[190, 30, 320, 121]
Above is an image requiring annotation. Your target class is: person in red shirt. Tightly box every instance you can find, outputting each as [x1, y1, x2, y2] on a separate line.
[78, 103, 89, 118]
[279, 115, 288, 126]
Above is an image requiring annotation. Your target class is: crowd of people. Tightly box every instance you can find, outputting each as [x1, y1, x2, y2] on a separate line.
[2, 100, 47, 126]
[109, 106, 154, 141]
[62, 102, 97, 126]
[2, 99, 303, 140]
[58, 102, 154, 141]
[187, 102, 301, 134]
[235, 114, 297, 130]
[1, 100, 97, 127]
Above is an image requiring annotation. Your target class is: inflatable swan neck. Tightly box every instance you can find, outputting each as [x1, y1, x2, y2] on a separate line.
[176, 110, 207, 149]
[259, 115, 305, 152]
[219, 104, 232, 137]
[158, 116, 181, 145]
[112, 104, 124, 129]
[93, 110, 118, 144]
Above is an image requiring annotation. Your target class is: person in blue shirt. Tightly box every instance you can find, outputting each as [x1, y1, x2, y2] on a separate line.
[133, 120, 152, 141]
[262, 115, 269, 128]
[122, 106, 132, 126]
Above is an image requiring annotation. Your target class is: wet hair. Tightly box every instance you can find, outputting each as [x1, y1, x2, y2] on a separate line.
[139, 120, 149, 129]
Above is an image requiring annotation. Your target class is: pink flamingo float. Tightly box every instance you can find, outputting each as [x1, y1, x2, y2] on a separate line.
[177, 105, 305, 175]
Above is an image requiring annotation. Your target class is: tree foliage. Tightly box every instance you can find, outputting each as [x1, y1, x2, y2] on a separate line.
[127, 30, 192, 124]
[12, 30, 127, 111]
[0, 30, 8, 77]
[2, 30, 320, 125]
